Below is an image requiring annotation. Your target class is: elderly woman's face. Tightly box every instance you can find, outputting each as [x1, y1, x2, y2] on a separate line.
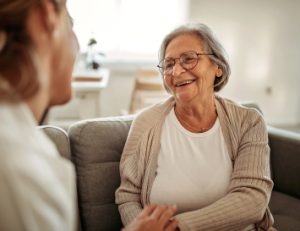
[164, 34, 221, 103]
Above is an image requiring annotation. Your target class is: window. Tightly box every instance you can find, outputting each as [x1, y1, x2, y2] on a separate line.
[67, 0, 189, 60]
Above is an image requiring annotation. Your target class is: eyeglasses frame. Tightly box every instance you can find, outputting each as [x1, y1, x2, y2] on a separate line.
[157, 51, 214, 75]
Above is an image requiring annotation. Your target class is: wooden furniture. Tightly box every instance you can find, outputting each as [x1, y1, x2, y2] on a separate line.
[128, 69, 168, 114]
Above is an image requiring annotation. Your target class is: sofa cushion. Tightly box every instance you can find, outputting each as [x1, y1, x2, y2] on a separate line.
[268, 127, 300, 199]
[68, 116, 133, 231]
[269, 191, 300, 231]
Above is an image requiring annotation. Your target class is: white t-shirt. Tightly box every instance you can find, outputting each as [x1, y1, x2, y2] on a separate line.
[0, 102, 76, 231]
[150, 108, 233, 214]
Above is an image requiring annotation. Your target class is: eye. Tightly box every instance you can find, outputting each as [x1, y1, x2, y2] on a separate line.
[184, 56, 195, 63]
[164, 60, 174, 69]
[182, 53, 197, 64]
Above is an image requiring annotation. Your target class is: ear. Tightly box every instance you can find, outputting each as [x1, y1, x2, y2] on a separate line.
[216, 67, 223, 77]
[26, 1, 60, 46]
[42, 1, 60, 34]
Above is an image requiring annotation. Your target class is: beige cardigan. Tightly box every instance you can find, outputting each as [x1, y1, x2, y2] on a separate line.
[115, 95, 275, 231]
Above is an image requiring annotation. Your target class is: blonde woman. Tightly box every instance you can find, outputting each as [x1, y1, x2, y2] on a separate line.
[0, 1, 177, 230]
[0, 0, 78, 230]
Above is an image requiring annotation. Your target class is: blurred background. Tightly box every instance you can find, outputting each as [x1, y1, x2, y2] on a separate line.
[48, 0, 300, 133]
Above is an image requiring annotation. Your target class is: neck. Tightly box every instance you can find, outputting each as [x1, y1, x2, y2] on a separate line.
[24, 46, 51, 124]
[174, 95, 217, 133]
[26, 89, 49, 124]
[176, 94, 216, 117]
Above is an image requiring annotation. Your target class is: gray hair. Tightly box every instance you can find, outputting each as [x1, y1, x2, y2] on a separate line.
[158, 23, 231, 92]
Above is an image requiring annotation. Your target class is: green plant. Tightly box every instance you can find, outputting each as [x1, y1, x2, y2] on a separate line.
[88, 38, 97, 47]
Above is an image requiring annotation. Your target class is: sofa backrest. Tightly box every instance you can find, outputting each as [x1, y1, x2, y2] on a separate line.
[68, 116, 134, 231]
[41, 102, 300, 231]
[66, 116, 300, 231]
[268, 126, 300, 199]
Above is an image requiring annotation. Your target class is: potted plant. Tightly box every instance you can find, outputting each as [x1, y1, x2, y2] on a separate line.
[86, 38, 105, 70]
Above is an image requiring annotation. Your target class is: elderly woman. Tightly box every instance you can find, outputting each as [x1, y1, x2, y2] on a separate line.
[116, 23, 275, 231]
[0, 1, 176, 230]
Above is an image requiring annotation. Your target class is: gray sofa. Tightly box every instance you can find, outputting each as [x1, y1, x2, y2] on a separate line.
[42, 116, 300, 231]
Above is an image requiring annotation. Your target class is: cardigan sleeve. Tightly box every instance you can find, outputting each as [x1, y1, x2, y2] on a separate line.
[115, 118, 146, 226]
[176, 111, 274, 231]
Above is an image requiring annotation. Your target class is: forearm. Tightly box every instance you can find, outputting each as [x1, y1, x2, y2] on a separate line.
[175, 186, 271, 231]
[116, 122, 146, 226]
[119, 202, 143, 226]
[116, 180, 143, 226]
[116, 158, 144, 226]
[116, 154, 144, 226]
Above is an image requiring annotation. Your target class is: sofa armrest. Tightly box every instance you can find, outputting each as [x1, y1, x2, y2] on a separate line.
[39, 125, 71, 160]
[268, 126, 300, 199]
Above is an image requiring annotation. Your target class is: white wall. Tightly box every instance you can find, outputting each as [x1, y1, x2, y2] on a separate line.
[67, 0, 189, 54]
[65, 0, 189, 119]
[189, 0, 300, 125]
[53, 0, 300, 126]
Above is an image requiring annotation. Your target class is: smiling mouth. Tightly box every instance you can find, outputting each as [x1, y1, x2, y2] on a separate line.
[175, 79, 196, 87]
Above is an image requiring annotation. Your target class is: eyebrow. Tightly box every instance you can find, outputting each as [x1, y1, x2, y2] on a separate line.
[164, 57, 174, 61]
[164, 50, 201, 60]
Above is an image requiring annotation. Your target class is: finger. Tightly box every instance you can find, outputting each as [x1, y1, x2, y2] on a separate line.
[164, 219, 179, 231]
[159, 205, 177, 224]
[150, 205, 168, 220]
[140, 204, 157, 217]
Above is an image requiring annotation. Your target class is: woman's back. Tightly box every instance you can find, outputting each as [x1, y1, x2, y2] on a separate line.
[0, 102, 77, 231]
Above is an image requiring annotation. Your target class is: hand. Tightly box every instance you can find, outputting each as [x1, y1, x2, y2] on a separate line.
[123, 204, 178, 231]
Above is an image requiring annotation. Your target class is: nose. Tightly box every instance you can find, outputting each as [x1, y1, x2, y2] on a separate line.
[172, 60, 186, 77]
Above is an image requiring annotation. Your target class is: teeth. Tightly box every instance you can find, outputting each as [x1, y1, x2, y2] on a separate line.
[175, 80, 194, 87]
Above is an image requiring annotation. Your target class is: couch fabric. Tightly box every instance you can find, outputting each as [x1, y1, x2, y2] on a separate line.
[42, 116, 300, 231]
[267, 127, 300, 230]
[69, 117, 133, 231]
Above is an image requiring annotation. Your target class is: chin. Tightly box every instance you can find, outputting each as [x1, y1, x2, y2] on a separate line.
[175, 92, 194, 102]
[58, 96, 71, 105]
[49, 92, 72, 106]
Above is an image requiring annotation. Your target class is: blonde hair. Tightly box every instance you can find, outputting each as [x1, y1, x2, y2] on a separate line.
[0, 0, 66, 102]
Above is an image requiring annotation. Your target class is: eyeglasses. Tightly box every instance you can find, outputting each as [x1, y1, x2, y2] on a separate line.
[157, 51, 214, 75]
